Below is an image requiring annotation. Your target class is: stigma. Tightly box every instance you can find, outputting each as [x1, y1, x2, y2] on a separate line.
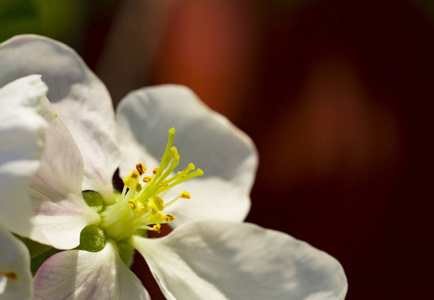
[101, 128, 203, 241]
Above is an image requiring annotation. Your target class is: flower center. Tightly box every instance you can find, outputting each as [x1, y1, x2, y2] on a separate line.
[100, 128, 203, 242]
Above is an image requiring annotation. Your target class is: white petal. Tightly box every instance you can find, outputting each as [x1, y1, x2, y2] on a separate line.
[33, 240, 150, 300]
[0, 75, 48, 239]
[0, 35, 119, 201]
[116, 85, 258, 226]
[133, 220, 347, 300]
[28, 98, 100, 249]
[0, 223, 32, 300]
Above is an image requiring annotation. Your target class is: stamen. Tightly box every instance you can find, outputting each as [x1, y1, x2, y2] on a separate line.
[121, 185, 128, 197]
[149, 213, 167, 224]
[164, 196, 179, 208]
[101, 127, 204, 241]
[149, 196, 165, 213]
[129, 200, 136, 209]
[165, 214, 176, 222]
[180, 191, 191, 199]
[136, 163, 146, 175]
[139, 225, 156, 231]
[123, 176, 132, 188]
[164, 191, 192, 208]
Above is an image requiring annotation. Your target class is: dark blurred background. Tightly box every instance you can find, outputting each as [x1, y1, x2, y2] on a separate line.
[2, 0, 433, 299]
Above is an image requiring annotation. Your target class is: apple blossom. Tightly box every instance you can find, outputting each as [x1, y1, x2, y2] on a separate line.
[0, 75, 50, 300]
[0, 223, 32, 300]
[0, 35, 347, 300]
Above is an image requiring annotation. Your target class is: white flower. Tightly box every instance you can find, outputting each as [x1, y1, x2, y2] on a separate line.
[0, 223, 32, 300]
[0, 35, 347, 300]
[0, 75, 50, 300]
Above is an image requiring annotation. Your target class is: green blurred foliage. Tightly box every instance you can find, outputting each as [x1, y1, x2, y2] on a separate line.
[0, 0, 118, 45]
[0, 0, 83, 44]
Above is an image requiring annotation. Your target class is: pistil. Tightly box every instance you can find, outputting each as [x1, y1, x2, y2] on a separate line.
[100, 128, 203, 242]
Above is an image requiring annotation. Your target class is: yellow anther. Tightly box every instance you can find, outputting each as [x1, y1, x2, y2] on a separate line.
[149, 196, 165, 212]
[123, 176, 132, 188]
[149, 213, 167, 223]
[54, 114, 58, 118]
[135, 183, 142, 193]
[153, 167, 158, 175]
[131, 170, 139, 179]
[165, 214, 176, 222]
[153, 224, 161, 231]
[161, 179, 167, 185]
[129, 200, 136, 209]
[136, 163, 146, 175]
[180, 191, 191, 199]
[143, 176, 152, 183]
